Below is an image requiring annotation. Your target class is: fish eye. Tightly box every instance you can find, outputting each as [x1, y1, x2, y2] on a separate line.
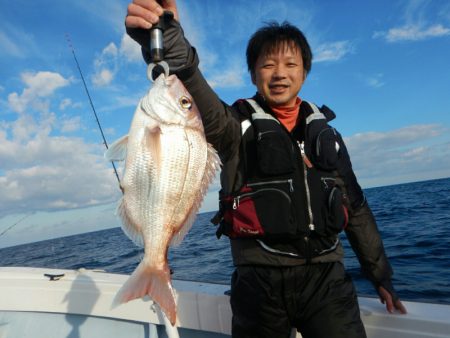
[179, 96, 192, 110]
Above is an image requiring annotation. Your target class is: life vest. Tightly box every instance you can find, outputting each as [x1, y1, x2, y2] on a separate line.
[213, 96, 349, 259]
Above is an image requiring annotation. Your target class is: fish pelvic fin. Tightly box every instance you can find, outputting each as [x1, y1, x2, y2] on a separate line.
[116, 197, 144, 247]
[105, 134, 128, 161]
[113, 261, 177, 326]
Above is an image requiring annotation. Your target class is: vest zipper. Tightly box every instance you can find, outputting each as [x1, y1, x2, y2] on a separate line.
[248, 179, 294, 192]
[298, 141, 315, 231]
[257, 130, 277, 141]
[233, 187, 292, 209]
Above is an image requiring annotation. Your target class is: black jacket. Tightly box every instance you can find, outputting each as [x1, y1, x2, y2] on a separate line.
[132, 20, 398, 299]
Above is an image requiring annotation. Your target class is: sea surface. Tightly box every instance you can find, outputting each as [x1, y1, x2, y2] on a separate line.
[1, 177, 449, 304]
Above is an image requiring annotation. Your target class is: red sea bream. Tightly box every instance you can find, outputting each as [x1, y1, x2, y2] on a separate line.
[105, 73, 220, 326]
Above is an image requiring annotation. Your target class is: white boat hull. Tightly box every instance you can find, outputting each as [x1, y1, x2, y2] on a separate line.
[0, 267, 448, 338]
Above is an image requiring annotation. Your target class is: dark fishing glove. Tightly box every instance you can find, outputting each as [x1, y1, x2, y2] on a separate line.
[376, 279, 399, 303]
[126, 11, 195, 75]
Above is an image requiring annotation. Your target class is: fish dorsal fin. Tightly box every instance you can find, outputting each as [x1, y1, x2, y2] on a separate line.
[105, 135, 128, 161]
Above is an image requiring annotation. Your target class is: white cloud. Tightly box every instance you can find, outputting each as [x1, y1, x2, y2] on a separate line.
[347, 124, 442, 152]
[0, 31, 22, 58]
[0, 23, 41, 59]
[374, 23, 450, 42]
[366, 73, 385, 88]
[314, 41, 353, 63]
[0, 71, 121, 217]
[92, 43, 119, 87]
[104, 127, 116, 136]
[207, 61, 246, 89]
[373, 1, 450, 43]
[92, 68, 114, 87]
[60, 116, 82, 133]
[0, 119, 120, 216]
[103, 42, 118, 57]
[344, 124, 450, 187]
[8, 71, 70, 114]
[96, 92, 145, 118]
[119, 33, 142, 63]
[59, 98, 72, 110]
[24, 72, 69, 96]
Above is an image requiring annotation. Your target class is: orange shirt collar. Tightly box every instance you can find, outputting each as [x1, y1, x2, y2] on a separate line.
[271, 97, 301, 131]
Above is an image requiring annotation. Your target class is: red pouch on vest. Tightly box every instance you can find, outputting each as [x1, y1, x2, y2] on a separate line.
[221, 180, 298, 239]
[223, 187, 265, 238]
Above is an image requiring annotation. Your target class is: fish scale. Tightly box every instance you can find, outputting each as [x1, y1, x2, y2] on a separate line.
[105, 73, 220, 327]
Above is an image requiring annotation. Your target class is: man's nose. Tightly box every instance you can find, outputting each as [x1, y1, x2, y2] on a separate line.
[273, 64, 287, 78]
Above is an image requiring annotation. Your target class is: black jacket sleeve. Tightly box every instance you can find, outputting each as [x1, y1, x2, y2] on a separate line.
[336, 131, 399, 301]
[179, 50, 241, 164]
[127, 17, 241, 164]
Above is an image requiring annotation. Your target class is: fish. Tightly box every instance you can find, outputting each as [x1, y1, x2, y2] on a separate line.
[105, 73, 220, 326]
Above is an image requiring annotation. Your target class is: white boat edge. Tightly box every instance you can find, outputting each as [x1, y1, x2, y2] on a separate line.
[0, 267, 449, 338]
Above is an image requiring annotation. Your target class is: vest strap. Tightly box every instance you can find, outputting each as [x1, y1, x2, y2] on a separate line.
[303, 101, 327, 125]
[246, 99, 280, 123]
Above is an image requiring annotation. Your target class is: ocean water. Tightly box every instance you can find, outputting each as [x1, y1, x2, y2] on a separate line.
[1, 177, 449, 304]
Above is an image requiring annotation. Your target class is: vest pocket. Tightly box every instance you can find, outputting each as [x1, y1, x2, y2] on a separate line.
[324, 185, 348, 234]
[256, 130, 295, 176]
[312, 127, 339, 170]
[222, 179, 297, 239]
[311, 176, 348, 237]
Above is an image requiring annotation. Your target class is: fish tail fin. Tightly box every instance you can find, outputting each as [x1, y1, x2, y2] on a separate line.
[113, 261, 177, 325]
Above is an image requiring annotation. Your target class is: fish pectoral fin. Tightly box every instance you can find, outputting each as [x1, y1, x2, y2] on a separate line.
[147, 124, 162, 134]
[144, 125, 162, 165]
[105, 134, 129, 161]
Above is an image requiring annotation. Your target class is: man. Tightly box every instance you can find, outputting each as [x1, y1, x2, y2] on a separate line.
[125, 1, 407, 337]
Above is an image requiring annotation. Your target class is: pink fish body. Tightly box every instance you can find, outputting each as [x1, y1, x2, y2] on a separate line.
[105, 74, 220, 325]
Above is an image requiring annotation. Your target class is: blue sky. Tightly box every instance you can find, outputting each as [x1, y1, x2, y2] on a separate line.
[1, 0, 450, 247]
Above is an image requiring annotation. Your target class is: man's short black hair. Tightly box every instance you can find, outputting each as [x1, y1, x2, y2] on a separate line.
[246, 21, 313, 76]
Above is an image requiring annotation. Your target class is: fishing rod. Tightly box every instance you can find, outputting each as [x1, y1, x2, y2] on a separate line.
[65, 34, 121, 186]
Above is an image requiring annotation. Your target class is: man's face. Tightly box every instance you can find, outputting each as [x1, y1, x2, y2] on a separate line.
[252, 44, 305, 108]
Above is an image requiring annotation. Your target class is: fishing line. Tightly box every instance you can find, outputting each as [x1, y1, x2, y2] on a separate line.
[65, 33, 121, 187]
[0, 214, 31, 238]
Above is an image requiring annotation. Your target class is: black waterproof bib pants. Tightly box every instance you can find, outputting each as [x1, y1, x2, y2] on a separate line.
[230, 261, 367, 338]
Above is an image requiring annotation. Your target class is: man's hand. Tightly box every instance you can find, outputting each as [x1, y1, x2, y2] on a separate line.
[124, 0, 191, 73]
[378, 285, 407, 314]
[125, 0, 179, 29]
